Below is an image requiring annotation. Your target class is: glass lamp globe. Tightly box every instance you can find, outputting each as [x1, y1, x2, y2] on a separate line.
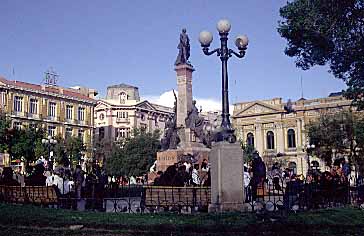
[199, 31, 213, 47]
[217, 19, 231, 33]
[235, 35, 249, 50]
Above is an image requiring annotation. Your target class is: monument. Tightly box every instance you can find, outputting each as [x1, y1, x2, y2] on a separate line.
[157, 29, 210, 173]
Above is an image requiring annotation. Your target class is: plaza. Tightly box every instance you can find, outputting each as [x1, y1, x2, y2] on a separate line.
[0, 0, 364, 235]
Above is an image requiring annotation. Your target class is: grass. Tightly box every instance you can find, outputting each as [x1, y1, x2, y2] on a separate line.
[0, 203, 363, 235]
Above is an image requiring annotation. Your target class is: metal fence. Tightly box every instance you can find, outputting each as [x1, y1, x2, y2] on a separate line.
[0, 174, 363, 215]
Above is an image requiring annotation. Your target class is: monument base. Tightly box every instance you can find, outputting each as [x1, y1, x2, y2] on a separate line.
[156, 146, 210, 173]
[208, 141, 244, 213]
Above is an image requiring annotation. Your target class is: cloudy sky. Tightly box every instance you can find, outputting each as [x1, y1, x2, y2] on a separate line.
[0, 0, 346, 111]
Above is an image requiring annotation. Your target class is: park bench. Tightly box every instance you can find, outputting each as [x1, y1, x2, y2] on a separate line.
[0, 185, 59, 205]
[143, 186, 210, 211]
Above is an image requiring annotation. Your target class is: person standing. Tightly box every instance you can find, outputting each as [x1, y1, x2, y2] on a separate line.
[192, 164, 200, 186]
[251, 152, 266, 201]
[73, 165, 84, 199]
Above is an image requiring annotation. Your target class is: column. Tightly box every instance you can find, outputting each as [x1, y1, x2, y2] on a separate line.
[175, 64, 194, 128]
[276, 123, 285, 153]
[255, 123, 264, 154]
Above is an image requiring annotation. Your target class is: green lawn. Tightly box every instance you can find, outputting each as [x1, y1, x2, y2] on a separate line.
[0, 203, 363, 235]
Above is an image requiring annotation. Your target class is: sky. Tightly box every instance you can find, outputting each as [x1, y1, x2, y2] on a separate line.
[0, 0, 346, 111]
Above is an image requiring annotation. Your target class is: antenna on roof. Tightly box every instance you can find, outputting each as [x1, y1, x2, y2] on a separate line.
[43, 67, 59, 86]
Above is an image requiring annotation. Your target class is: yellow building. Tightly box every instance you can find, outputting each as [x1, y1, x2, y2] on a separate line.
[0, 76, 97, 157]
[232, 93, 352, 175]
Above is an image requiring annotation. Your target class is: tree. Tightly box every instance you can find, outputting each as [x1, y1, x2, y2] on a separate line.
[278, 0, 364, 109]
[105, 129, 161, 177]
[0, 112, 11, 153]
[9, 124, 46, 166]
[240, 142, 256, 164]
[65, 136, 85, 167]
[306, 110, 364, 173]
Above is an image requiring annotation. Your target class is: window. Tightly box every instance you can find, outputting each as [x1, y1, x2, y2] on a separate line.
[311, 161, 320, 170]
[78, 129, 84, 142]
[13, 96, 23, 112]
[288, 162, 297, 175]
[287, 129, 296, 148]
[48, 125, 56, 137]
[119, 92, 127, 104]
[78, 107, 85, 121]
[66, 105, 73, 120]
[66, 127, 73, 138]
[13, 122, 22, 130]
[29, 99, 38, 114]
[48, 102, 56, 117]
[117, 111, 128, 119]
[0, 92, 6, 108]
[266, 131, 275, 150]
[99, 127, 105, 140]
[115, 127, 130, 140]
[246, 132, 254, 147]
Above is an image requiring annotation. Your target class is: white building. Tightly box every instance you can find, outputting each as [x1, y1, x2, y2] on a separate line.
[94, 84, 173, 142]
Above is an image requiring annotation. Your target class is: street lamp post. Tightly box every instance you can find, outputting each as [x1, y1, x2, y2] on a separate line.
[199, 19, 248, 143]
[42, 135, 57, 169]
[304, 141, 315, 174]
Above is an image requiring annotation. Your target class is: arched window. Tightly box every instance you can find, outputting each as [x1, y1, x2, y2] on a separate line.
[288, 162, 297, 175]
[287, 129, 296, 148]
[311, 161, 320, 170]
[266, 131, 275, 150]
[246, 132, 254, 147]
[119, 92, 127, 104]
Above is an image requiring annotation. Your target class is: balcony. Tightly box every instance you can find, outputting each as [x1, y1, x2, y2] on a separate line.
[11, 111, 26, 117]
[27, 113, 41, 119]
[116, 118, 130, 123]
[45, 116, 60, 122]
[74, 119, 90, 126]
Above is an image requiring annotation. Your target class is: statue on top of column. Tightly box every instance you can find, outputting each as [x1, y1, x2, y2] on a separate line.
[175, 28, 191, 66]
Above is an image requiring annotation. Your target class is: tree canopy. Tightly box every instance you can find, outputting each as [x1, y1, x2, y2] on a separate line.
[105, 128, 161, 177]
[278, 0, 364, 109]
[307, 110, 364, 173]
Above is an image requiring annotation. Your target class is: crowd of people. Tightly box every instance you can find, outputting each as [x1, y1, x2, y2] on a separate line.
[242, 154, 364, 209]
[153, 159, 210, 187]
[1, 154, 363, 209]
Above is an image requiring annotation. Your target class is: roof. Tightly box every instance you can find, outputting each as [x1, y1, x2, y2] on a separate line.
[0, 76, 96, 103]
[329, 92, 343, 97]
[107, 83, 138, 89]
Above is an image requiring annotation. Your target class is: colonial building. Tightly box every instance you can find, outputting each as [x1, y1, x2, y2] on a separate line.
[94, 84, 173, 142]
[232, 93, 352, 175]
[0, 76, 97, 157]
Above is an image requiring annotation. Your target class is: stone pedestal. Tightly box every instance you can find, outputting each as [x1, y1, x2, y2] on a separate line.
[156, 149, 184, 172]
[175, 64, 194, 133]
[209, 142, 245, 212]
[156, 147, 210, 173]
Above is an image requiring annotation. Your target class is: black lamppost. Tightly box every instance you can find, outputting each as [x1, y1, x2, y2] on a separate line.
[42, 135, 57, 169]
[199, 19, 248, 143]
[303, 140, 315, 173]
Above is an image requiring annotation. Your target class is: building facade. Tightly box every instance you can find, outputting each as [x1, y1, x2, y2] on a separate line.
[0, 76, 97, 157]
[94, 84, 173, 143]
[232, 94, 352, 175]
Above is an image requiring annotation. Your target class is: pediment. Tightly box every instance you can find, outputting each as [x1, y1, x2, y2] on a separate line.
[136, 100, 156, 111]
[96, 100, 111, 109]
[234, 102, 281, 117]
